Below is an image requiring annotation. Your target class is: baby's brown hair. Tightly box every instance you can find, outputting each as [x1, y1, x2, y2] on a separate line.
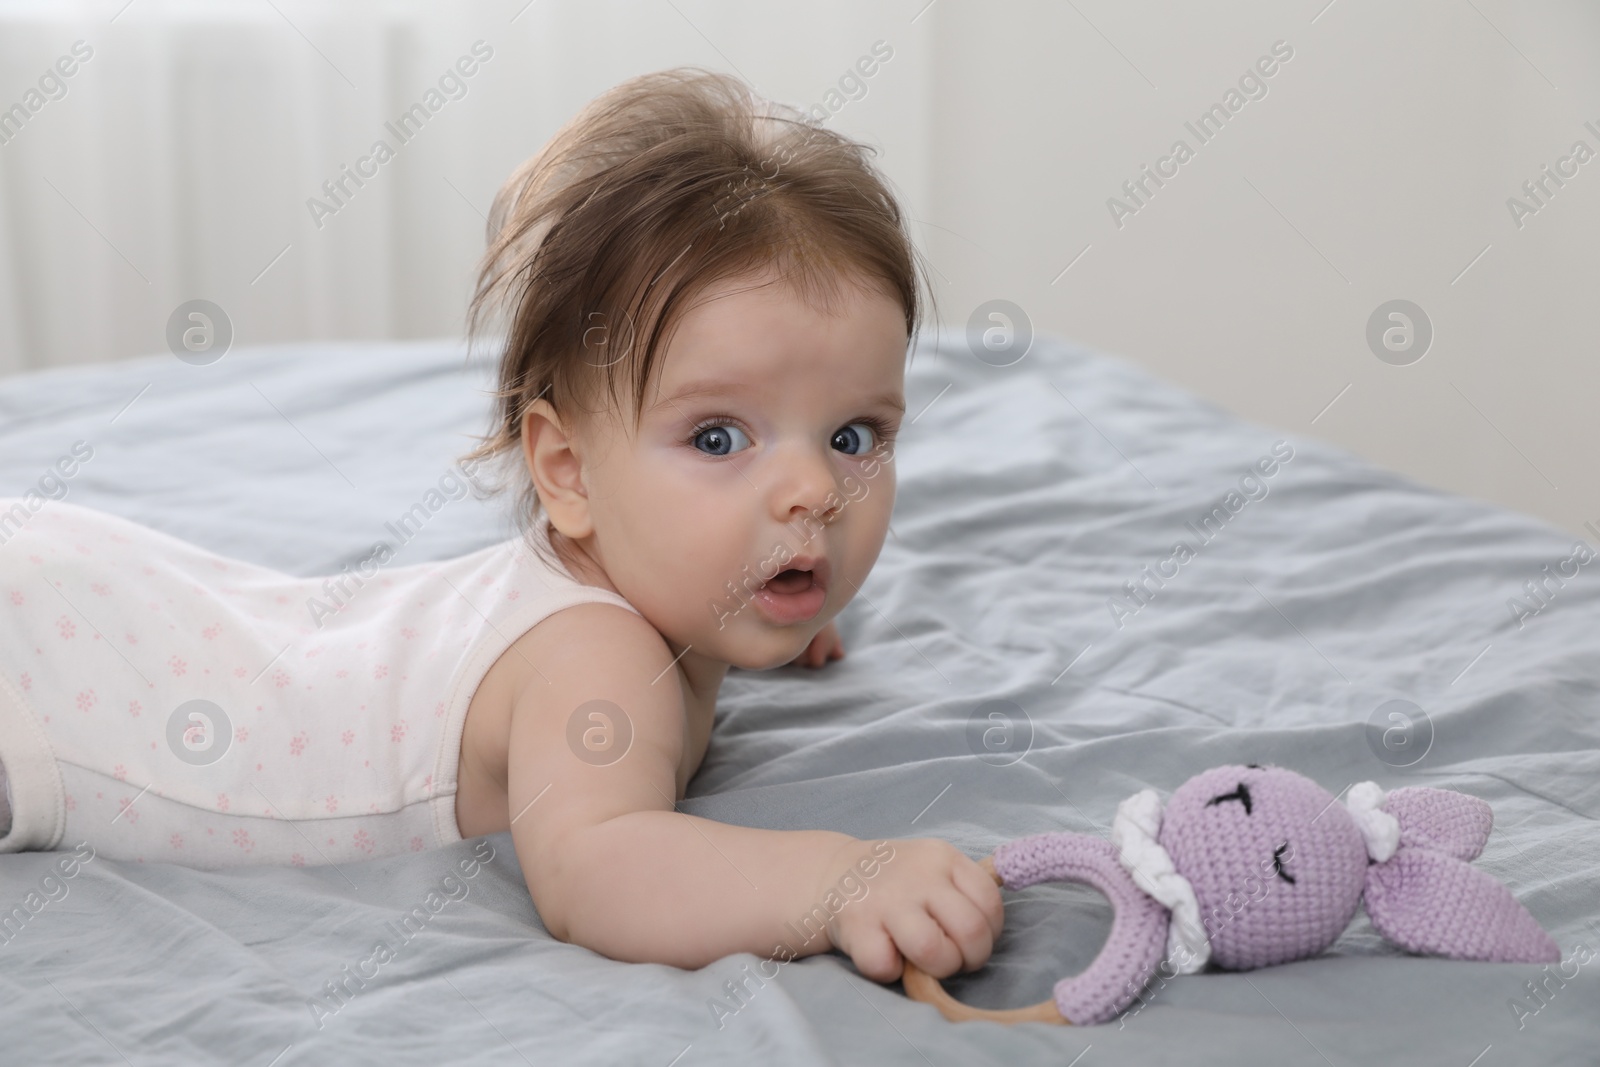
[458, 66, 933, 540]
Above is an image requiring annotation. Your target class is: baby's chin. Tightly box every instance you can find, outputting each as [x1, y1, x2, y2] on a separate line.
[715, 625, 826, 671]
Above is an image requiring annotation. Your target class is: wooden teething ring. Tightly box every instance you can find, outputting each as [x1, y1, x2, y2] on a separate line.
[902, 833, 1172, 1026]
[899, 854, 1071, 1025]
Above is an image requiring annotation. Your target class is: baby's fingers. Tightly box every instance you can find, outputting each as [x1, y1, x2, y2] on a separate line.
[885, 906, 965, 980]
[926, 888, 997, 973]
[951, 856, 1006, 941]
[841, 919, 905, 983]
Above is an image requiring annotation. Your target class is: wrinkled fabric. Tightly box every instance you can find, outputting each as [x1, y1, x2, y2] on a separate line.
[0, 334, 1594, 1064]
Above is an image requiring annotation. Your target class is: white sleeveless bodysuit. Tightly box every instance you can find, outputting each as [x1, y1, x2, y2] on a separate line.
[0, 496, 639, 869]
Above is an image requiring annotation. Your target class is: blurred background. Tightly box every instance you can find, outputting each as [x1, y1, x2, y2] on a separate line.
[1, 0, 1596, 536]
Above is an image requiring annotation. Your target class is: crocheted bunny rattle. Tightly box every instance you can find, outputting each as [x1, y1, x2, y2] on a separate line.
[902, 763, 1559, 1025]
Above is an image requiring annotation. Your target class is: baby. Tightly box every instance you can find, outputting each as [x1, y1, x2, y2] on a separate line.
[0, 68, 1001, 985]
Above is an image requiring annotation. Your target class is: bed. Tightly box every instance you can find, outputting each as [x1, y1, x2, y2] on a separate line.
[1, 332, 1595, 1065]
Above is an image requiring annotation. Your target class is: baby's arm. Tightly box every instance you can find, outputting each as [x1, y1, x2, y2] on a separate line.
[504, 604, 1001, 976]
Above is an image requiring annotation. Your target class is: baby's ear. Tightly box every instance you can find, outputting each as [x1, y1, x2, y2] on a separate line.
[1383, 786, 1491, 861]
[521, 398, 594, 539]
[1365, 849, 1559, 963]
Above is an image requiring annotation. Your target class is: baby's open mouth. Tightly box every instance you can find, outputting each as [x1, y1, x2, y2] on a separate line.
[764, 567, 814, 594]
[759, 555, 828, 593]
[751, 557, 829, 625]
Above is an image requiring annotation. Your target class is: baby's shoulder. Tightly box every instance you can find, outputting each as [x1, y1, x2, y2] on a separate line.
[521, 598, 665, 659]
[493, 598, 677, 701]
[459, 598, 682, 833]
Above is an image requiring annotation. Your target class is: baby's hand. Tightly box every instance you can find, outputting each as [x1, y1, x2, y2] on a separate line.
[789, 621, 845, 668]
[817, 838, 1004, 983]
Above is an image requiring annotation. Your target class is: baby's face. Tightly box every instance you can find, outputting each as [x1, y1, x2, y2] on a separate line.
[573, 268, 908, 669]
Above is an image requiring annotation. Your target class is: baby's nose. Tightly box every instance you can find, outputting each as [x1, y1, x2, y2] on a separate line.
[773, 451, 841, 525]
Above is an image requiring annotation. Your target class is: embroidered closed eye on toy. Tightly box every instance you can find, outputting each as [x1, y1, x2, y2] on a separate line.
[902, 763, 1560, 1025]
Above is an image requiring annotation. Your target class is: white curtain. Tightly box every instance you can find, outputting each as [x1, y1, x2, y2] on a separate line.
[0, 0, 932, 376]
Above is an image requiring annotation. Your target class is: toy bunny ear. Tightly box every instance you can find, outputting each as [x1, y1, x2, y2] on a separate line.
[1365, 849, 1559, 963]
[1383, 786, 1492, 861]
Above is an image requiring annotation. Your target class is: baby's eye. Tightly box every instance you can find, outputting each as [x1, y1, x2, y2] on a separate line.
[831, 422, 876, 456]
[690, 422, 750, 456]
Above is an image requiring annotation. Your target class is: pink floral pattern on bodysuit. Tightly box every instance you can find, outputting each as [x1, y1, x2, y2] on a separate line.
[2, 503, 628, 869]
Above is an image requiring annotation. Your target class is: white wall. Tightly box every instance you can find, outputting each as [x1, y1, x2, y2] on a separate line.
[1, 0, 1596, 537]
[921, 0, 1600, 539]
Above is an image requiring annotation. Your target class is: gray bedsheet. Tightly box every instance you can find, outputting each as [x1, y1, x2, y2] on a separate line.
[1, 333, 1595, 1065]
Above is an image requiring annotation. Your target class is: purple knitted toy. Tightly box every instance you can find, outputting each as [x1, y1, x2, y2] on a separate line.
[904, 764, 1560, 1025]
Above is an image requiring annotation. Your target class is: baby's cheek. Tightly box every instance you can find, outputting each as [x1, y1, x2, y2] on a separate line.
[864, 476, 896, 531]
[849, 486, 895, 558]
[840, 472, 870, 503]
